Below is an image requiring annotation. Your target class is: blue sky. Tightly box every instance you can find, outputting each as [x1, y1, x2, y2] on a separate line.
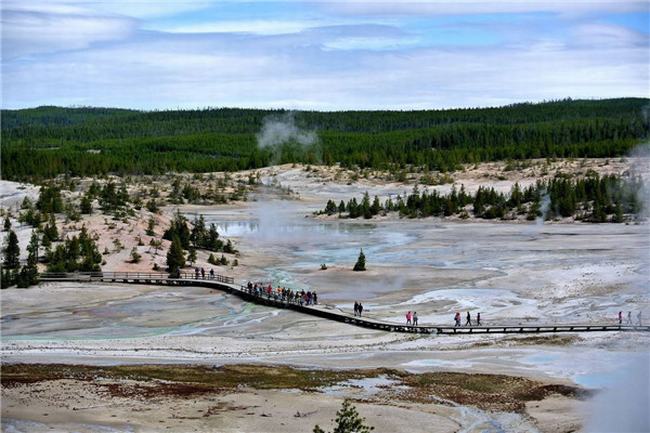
[2, 1, 649, 110]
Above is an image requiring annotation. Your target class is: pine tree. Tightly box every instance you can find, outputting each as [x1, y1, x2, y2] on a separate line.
[130, 247, 142, 263]
[370, 196, 381, 216]
[3, 230, 20, 269]
[146, 217, 156, 236]
[353, 248, 366, 272]
[187, 247, 197, 265]
[166, 235, 185, 276]
[361, 192, 372, 219]
[20, 231, 39, 287]
[42, 214, 59, 243]
[80, 195, 93, 214]
[1, 266, 15, 288]
[313, 399, 374, 433]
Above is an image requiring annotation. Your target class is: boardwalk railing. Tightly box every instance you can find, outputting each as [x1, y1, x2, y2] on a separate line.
[39, 271, 234, 285]
[38, 272, 650, 335]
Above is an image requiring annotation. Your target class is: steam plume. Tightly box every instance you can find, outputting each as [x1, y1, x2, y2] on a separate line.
[256, 112, 317, 149]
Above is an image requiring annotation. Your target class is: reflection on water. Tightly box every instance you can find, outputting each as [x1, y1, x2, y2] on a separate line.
[208, 219, 376, 238]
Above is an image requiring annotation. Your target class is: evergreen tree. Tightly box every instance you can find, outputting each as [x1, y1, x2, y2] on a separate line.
[1, 266, 15, 288]
[146, 217, 156, 236]
[353, 248, 366, 272]
[223, 239, 236, 254]
[324, 200, 338, 215]
[166, 235, 185, 276]
[370, 196, 381, 216]
[80, 195, 93, 214]
[163, 211, 191, 249]
[3, 230, 20, 269]
[313, 399, 374, 433]
[190, 215, 206, 247]
[42, 214, 59, 243]
[187, 247, 197, 265]
[361, 192, 371, 219]
[130, 247, 142, 263]
[18, 231, 39, 287]
[36, 184, 63, 213]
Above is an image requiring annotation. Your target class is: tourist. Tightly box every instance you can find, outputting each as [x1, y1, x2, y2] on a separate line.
[406, 311, 412, 325]
[201, 268, 205, 279]
[210, 269, 215, 279]
[627, 311, 633, 325]
[618, 311, 623, 325]
[476, 312, 481, 326]
[313, 292, 318, 305]
[637, 311, 643, 326]
[358, 303, 364, 316]
[195, 267, 200, 279]
[465, 311, 472, 327]
[413, 312, 418, 326]
[454, 312, 460, 327]
[354, 301, 359, 316]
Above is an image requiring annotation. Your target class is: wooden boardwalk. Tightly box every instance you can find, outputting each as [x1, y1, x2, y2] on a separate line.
[39, 272, 650, 335]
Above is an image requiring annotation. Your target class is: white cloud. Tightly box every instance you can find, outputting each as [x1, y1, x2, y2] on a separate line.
[3, 29, 647, 110]
[324, 0, 648, 16]
[322, 36, 419, 50]
[155, 20, 323, 35]
[1, 8, 137, 59]
[572, 23, 649, 48]
[1, 1, 647, 109]
[1, 0, 215, 18]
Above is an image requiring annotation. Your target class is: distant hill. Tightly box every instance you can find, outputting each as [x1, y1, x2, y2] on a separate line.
[2, 98, 648, 180]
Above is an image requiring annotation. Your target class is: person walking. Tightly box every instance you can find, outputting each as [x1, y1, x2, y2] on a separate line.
[476, 312, 481, 326]
[358, 303, 363, 316]
[413, 312, 418, 326]
[618, 311, 623, 325]
[465, 311, 472, 327]
[627, 311, 633, 325]
[454, 312, 461, 327]
[201, 268, 205, 279]
[210, 269, 215, 279]
[354, 302, 359, 317]
[406, 311, 412, 325]
[637, 311, 643, 326]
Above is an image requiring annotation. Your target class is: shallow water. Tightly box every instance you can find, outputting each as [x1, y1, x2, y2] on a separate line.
[1, 287, 283, 340]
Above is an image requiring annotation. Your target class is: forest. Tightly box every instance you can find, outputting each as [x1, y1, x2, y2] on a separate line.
[2, 98, 649, 180]
[320, 173, 645, 223]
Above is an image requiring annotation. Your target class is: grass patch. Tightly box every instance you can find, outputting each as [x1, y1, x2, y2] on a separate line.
[398, 372, 591, 412]
[1, 363, 589, 411]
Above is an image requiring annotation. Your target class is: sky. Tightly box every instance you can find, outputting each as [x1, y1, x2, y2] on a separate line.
[1, 0, 649, 110]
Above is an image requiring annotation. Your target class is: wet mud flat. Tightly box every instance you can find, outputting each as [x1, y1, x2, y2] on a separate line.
[1, 363, 589, 433]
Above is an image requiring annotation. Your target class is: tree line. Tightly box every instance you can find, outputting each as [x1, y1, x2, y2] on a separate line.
[320, 173, 645, 223]
[2, 98, 648, 180]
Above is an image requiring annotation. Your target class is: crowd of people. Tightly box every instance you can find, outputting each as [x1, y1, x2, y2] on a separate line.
[618, 310, 643, 326]
[245, 281, 318, 306]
